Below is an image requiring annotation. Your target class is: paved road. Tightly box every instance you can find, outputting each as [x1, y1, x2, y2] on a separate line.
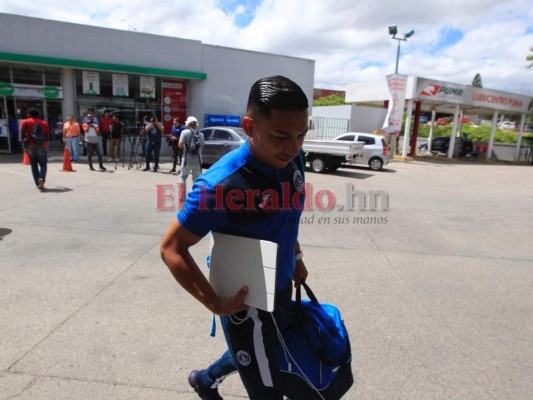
[1, 152, 532, 399]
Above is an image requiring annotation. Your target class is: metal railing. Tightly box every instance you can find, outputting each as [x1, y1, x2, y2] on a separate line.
[307, 117, 349, 140]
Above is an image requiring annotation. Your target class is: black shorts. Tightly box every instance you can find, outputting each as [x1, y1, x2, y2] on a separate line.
[220, 282, 293, 400]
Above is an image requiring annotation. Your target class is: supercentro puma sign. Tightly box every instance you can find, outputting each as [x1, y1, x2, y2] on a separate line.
[472, 93, 524, 108]
[415, 77, 532, 113]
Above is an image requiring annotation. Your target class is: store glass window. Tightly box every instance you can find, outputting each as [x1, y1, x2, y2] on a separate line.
[97, 72, 111, 97]
[0, 62, 12, 83]
[74, 70, 85, 95]
[44, 67, 61, 86]
[12, 65, 43, 85]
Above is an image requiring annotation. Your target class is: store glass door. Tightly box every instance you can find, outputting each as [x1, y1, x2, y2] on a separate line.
[46, 100, 63, 148]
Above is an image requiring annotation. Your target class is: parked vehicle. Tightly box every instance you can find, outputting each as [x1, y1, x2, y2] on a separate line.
[498, 121, 516, 130]
[418, 136, 474, 157]
[199, 126, 246, 165]
[302, 139, 365, 173]
[435, 117, 471, 125]
[333, 132, 389, 171]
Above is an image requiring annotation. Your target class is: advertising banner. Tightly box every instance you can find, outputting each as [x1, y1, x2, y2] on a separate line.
[82, 71, 100, 95]
[161, 79, 187, 133]
[386, 74, 408, 135]
[205, 114, 241, 127]
[140, 76, 156, 98]
[112, 74, 129, 97]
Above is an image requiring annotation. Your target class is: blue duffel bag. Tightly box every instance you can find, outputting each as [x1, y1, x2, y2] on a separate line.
[276, 282, 354, 400]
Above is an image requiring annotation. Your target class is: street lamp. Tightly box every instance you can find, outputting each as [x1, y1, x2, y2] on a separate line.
[388, 25, 415, 74]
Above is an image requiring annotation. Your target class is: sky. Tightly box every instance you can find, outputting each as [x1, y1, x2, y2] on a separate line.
[1, 0, 532, 96]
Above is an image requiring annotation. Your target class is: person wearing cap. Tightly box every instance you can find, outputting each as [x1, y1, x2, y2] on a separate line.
[178, 116, 204, 197]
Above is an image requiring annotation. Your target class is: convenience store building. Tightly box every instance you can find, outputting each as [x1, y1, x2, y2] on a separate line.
[0, 13, 314, 153]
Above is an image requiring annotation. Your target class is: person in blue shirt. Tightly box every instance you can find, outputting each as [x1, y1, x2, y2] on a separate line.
[161, 75, 309, 400]
[169, 117, 185, 173]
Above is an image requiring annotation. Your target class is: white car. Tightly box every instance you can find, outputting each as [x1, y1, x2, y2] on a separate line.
[498, 121, 516, 130]
[334, 132, 389, 170]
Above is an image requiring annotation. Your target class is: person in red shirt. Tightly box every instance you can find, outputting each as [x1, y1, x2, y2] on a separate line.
[100, 110, 113, 158]
[21, 109, 50, 191]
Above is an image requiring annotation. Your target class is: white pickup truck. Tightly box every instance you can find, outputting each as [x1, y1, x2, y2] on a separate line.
[302, 139, 365, 173]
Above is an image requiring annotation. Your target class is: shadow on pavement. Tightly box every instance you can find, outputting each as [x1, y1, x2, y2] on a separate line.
[0, 228, 13, 240]
[43, 187, 73, 193]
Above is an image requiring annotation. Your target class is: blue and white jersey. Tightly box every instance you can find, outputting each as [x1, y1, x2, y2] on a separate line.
[177, 140, 306, 290]
[171, 124, 185, 138]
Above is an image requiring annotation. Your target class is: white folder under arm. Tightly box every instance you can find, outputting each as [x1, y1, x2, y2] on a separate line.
[208, 232, 278, 312]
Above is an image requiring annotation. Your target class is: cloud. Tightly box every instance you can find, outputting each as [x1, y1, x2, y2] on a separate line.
[0, 0, 532, 95]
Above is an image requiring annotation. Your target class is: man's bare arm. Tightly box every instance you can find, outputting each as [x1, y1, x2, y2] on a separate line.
[160, 219, 248, 315]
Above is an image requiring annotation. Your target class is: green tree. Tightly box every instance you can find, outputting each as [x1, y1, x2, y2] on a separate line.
[313, 93, 346, 106]
[527, 47, 533, 68]
[471, 73, 483, 87]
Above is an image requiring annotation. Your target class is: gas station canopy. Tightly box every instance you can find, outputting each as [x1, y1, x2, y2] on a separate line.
[345, 75, 532, 160]
[346, 75, 532, 115]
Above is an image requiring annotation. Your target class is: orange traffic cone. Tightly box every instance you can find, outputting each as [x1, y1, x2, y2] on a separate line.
[22, 151, 30, 165]
[60, 146, 76, 172]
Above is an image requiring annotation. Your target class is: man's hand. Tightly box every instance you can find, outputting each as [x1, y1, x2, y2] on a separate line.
[292, 259, 308, 287]
[214, 286, 249, 315]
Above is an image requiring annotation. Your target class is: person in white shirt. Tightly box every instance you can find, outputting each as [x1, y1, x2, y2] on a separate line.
[82, 116, 106, 171]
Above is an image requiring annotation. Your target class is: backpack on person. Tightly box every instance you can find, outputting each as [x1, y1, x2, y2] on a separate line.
[188, 130, 201, 155]
[31, 122, 46, 145]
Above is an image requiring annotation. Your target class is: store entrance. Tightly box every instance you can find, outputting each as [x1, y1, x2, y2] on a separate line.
[0, 98, 19, 153]
[46, 101, 63, 148]
[14, 98, 44, 123]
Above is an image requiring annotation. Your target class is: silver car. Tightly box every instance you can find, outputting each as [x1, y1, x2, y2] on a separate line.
[200, 126, 246, 165]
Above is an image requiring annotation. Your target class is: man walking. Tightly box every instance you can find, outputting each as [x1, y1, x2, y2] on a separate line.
[178, 116, 204, 199]
[161, 76, 309, 399]
[21, 109, 50, 191]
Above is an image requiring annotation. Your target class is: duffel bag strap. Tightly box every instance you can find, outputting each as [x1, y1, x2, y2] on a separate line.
[297, 281, 319, 303]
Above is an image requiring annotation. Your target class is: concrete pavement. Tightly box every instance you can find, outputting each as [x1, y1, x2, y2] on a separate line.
[1, 150, 532, 399]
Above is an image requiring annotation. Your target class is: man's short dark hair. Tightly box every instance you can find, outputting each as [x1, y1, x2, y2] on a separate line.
[247, 75, 309, 117]
[28, 108, 40, 118]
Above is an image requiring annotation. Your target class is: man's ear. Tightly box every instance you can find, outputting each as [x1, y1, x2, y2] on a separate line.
[242, 117, 253, 137]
